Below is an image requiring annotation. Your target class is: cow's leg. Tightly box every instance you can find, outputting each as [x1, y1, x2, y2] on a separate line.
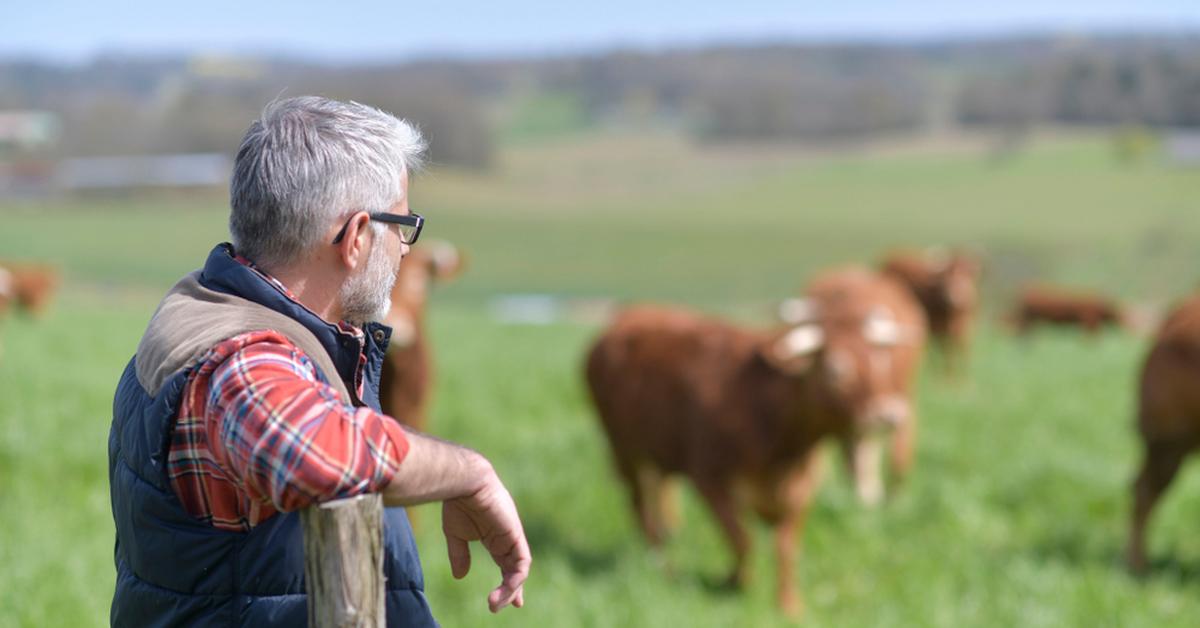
[694, 478, 750, 588]
[772, 452, 821, 618]
[615, 458, 661, 548]
[772, 515, 800, 617]
[842, 435, 884, 506]
[627, 464, 680, 576]
[947, 321, 972, 381]
[1128, 440, 1190, 574]
[1014, 311, 1031, 337]
[889, 413, 918, 494]
[941, 333, 957, 378]
[634, 465, 669, 548]
[658, 477, 681, 538]
[934, 333, 955, 379]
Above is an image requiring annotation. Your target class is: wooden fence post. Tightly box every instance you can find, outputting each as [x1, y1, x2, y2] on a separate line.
[301, 493, 386, 627]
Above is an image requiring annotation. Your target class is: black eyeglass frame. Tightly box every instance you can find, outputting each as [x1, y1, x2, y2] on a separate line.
[331, 211, 424, 245]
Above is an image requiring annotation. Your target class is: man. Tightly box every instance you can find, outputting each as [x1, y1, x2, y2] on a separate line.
[109, 96, 530, 626]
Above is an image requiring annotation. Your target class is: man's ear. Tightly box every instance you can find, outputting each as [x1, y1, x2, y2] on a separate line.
[337, 212, 373, 270]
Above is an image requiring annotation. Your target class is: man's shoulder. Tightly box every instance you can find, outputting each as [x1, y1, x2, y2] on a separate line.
[199, 330, 319, 380]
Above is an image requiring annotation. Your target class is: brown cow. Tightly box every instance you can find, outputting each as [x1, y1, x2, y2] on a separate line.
[1127, 294, 1200, 573]
[880, 248, 980, 377]
[2, 263, 60, 318]
[0, 266, 11, 359]
[0, 263, 60, 318]
[378, 241, 465, 432]
[1011, 284, 1125, 335]
[0, 265, 12, 318]
[585, 267, 925, 616]
[789, 268, 929, 504]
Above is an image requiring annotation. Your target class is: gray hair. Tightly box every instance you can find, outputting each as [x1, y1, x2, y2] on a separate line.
[229, 96, 427, 268]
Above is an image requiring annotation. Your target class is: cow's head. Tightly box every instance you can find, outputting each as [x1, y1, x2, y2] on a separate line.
[929, 249, 981, 310]
[391, 241, 465, 305]
[385, 241, 466, 347]
[9, 264, 59, 318]
[770, 297, 916, 433]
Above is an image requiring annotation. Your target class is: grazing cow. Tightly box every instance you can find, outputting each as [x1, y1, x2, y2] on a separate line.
[1011, 285, 1125, 335]
[0, 266, 12, 318]
[584, 268, 925, 616]
[0, 266, 11, 359]
[378, 242, 465, 432]
[1, 263, 60, 318]
[1127, 294, 1200, 573]
[881, 248, 980, 377]
[790, 269, 929, 504]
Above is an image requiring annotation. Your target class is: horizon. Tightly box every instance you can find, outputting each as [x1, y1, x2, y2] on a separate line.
[4, 27, 1200, 68]
[5, 1, 1200, 65]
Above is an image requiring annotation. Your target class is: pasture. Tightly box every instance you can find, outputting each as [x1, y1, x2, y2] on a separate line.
[2, 131, 1199, 626]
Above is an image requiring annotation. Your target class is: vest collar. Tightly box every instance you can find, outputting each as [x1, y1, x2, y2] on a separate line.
[197, 244, 392, 403]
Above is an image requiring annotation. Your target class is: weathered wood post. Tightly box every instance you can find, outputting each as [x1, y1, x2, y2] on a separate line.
[301, 493, 386, 627]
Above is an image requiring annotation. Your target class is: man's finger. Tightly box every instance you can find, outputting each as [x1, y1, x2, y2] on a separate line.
[500, 562, 529, 595]
[446, 536, 471, 579]
[488, 565, 527, 612]
[487, 584, 521, 613]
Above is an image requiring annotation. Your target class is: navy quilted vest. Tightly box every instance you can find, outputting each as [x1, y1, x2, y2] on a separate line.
[109, 244, 437, 627]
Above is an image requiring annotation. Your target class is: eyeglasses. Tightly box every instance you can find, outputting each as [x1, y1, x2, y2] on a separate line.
[331, 212, 424, 245]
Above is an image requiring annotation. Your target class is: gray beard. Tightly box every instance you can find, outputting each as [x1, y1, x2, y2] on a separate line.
[339, 243, 396, 325]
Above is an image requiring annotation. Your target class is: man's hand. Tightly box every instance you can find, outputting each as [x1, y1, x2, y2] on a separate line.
[442, 473, 531, 613]
[382, 428, 531, 612]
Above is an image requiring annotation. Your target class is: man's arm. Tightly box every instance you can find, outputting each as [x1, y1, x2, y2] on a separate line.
[382, 427, 489, 505]
[203, 335, 409, 512]
[384, 429, 531, 613]
[202, 335, 530, 612]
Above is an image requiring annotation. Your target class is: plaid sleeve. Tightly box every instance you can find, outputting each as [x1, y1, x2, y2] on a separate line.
[204, 336, 410, 512]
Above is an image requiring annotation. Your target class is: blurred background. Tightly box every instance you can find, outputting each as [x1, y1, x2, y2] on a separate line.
[2, 2, 1200, 626]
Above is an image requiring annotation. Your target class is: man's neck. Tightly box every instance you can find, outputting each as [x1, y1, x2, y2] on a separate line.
[263, 262, 344, 324]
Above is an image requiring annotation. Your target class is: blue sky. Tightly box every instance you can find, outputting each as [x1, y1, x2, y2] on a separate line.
[4, 0, 1199, 62]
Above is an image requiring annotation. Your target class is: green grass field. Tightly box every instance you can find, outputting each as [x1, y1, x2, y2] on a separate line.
[2, 131, 1199, 626]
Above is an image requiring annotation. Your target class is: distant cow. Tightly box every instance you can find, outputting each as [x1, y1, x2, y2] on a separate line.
[1127, 294, 1200, 573]
[1011, 285, 1125, 335]
[585, 268, 925, 615]
[0, 263, 60, 318]
[880, 248, 980, 376]
[0, 266, 12, 318]
[378, 242, 465, 432]
[0, 266, 11, 359]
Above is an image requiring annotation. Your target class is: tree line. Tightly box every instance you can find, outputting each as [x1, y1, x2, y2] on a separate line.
[0, 33, 1197, 168]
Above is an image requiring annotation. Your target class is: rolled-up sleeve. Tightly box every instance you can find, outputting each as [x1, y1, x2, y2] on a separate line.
[204, 338, 410, 512]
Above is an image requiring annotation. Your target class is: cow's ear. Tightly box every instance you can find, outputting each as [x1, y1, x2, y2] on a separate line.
[760, 324, 824, 374]
[925, 246, 952, 273]
[778, 297, 818, 325]
[956, 248, 985, 277]
[426, 241, 465, 281]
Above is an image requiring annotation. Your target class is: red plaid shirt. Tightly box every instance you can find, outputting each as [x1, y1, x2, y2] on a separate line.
[166, 264, 410, 532]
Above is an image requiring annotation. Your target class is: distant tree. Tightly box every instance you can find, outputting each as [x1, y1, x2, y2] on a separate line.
[956, 40, 1200, 130]
[297, 70, 495, 170]
[151, 83, 265, 154]
[5, 34, 1200, 159]
[59, 92, 149, 156]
